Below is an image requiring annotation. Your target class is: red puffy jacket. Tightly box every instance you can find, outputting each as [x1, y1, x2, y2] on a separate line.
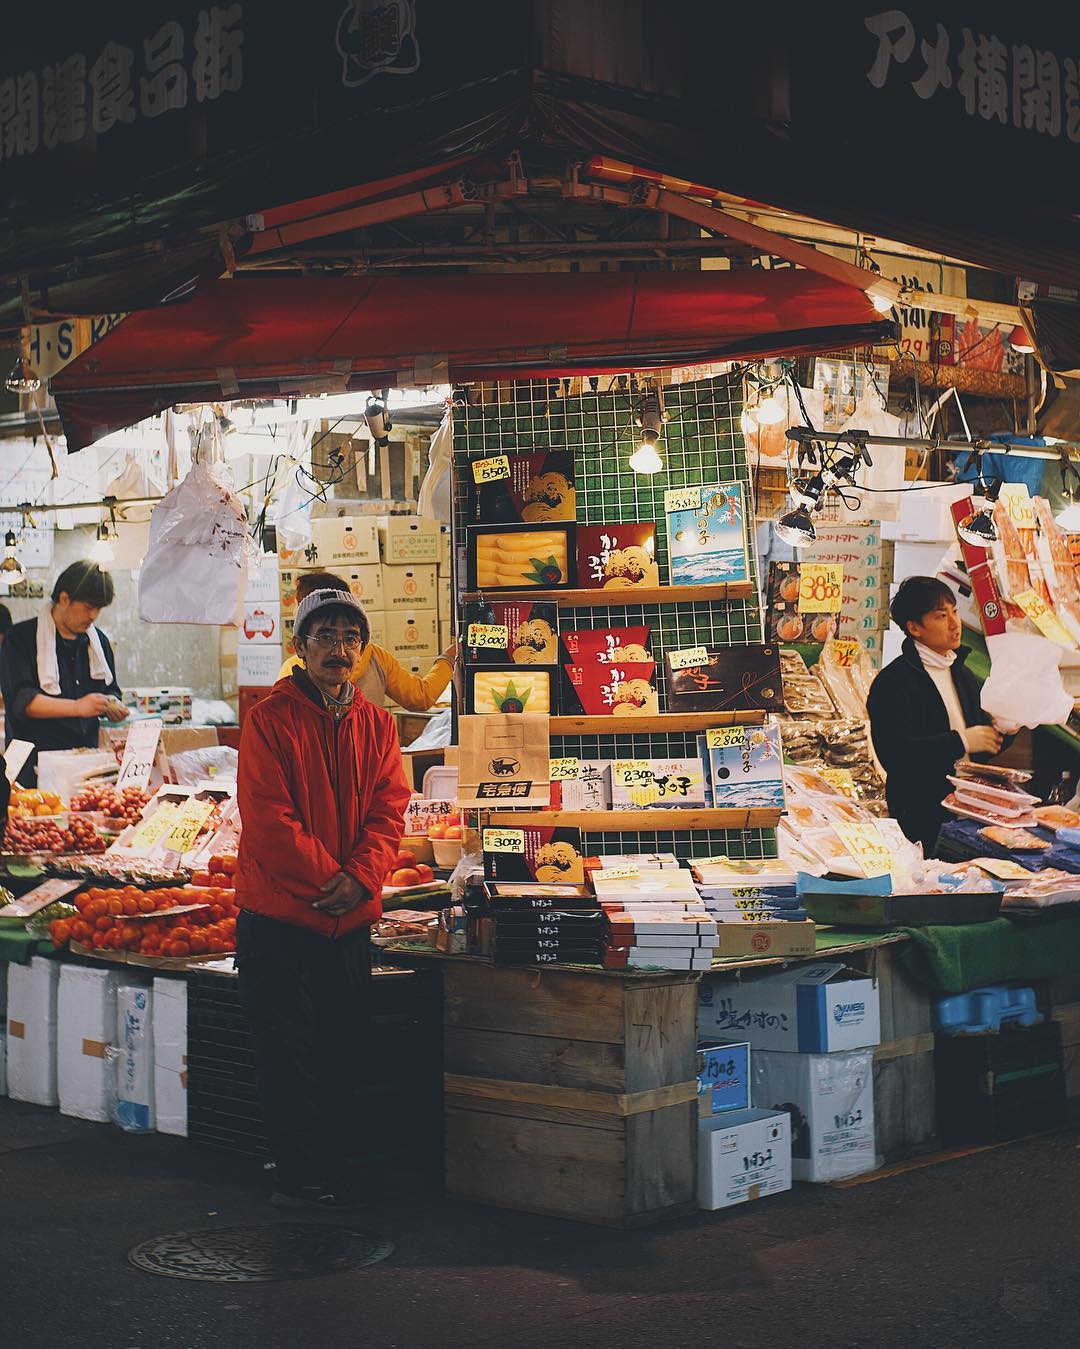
[236, 673, 411, 937]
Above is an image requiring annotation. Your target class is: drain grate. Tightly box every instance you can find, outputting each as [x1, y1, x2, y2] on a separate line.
[128, 1223, 394, 1282]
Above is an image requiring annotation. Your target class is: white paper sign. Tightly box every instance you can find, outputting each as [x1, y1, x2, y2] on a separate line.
[116, 720, 163, 791]
[4, 739, 35, 784]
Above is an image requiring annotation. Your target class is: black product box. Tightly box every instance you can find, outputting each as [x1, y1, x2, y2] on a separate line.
[466, 449, 576, 526]
[664, 644, 784, 713]
[467, 523, 575, 592]
[493, 947, 604, 966]
[492, 913, 604, 936]
[483, 828, 585, 885]
[934, 1022, 1066, 1145]
[463, 599, 560, 666]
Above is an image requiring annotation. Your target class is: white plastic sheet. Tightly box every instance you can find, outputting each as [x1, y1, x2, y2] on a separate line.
[416, 406, 453, 523]
[980, 631, 1073, 730]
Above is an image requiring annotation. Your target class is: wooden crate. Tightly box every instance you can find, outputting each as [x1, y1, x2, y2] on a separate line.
[442, 962, 699, 1227]
[872, 949, 937, 1157]
[1051, 1001, 1080, 1100]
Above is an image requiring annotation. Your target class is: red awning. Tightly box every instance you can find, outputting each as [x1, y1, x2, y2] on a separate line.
[52, 271, 891, 450]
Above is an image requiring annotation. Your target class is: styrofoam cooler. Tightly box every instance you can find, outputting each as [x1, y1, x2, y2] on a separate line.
[115, 979, 155, 1131]
[7, 957, 60, 1106]
[58, 965, 119, 1122]
[153, 977, 188, 1137]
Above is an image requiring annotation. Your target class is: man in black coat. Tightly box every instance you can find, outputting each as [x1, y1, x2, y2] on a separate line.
[867, 576, 1009, 854]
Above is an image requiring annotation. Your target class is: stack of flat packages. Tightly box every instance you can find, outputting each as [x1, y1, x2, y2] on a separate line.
[692, 858, 808, 925]
[592, 866, 717, 970]
[483, 883, 604, 966]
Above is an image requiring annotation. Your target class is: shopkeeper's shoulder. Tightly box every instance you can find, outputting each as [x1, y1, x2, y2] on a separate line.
[866, 648, 921, 703]
[3, 617, 38, 659]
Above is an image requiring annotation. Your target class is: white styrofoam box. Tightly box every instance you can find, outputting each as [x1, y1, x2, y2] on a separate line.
[7, 957, 60, 1106]
[698, 1108, 792, 1210]
[245, 554, 280, 603]
[881, 481, 969, 543]
[237, 644, 283, 687]
[115, 981, 155, 1132]
[891, 540, 955, 582]
[698, 962, 880, 1053]
[882, 627, 903, 666]
[751, 1048, 877, 1183]
[239, 600, 282, 647]
[0, 1030, 6, 1096]
[153, 977, 188, 1138]
[58, 965, 118, 1123]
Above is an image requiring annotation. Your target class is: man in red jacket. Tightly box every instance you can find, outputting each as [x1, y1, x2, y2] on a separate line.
[236, 586, 411, 1210]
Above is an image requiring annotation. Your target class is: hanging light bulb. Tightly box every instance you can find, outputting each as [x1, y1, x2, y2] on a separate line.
[631, 386, 666, 474]
[740, 407, 758, 438]
[89, 523, 115, 565]
[628, 442, 664, 474]
[790, 472, 827, 509]
[365, 391, 393, 448]
[956, 478, 1002, 548]
[4, 356, 40, 394]
[1009, 323, 1035, 355]
[754, 394, 785, 426]
[775, 505, 817, 548]
[216, 410, 237, 437]
[0, 530, 25, 584]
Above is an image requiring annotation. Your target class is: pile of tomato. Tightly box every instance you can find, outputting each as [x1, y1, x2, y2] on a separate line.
[51, 879, 239, 959]
[70, 783, 151, 826]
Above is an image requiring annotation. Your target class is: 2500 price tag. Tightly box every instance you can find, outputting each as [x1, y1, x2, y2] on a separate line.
[549, 757, 580, 780]
[482, 828, 525, 854]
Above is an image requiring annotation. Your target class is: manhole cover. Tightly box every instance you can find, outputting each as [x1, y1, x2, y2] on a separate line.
[128, 1224, 394, 1282]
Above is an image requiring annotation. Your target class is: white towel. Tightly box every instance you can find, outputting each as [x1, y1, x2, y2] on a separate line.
[36, 601, 113, 696]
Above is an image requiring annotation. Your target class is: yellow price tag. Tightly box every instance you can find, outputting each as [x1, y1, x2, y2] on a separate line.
[664, 487, 702, 513]
[820, 768, 857, 798]
[832, 639, 861, 667]
[549, 757, 580, 780]
[482, 828, 525, 854]
[127, 802, 181, 853]
[612, 760, 653, 786]
[706, 727, 748, 749]
[1000, 482, 1036, 530]
[668, 645, 709, 671]
[797, 563, 844, 613]
[466, 623, 509, 650]
[164, 798, 214, 856]
[600, 864, 640, 881]
[1014, 589, 1077, 650]
[832, 822, 893, 879]
[472, 454, 511, 484]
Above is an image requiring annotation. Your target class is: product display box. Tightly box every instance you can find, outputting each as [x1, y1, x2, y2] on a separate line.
[697, 1041, 751, 1116]
[483, 826, 586, 885]
[467, 666, 555, 716]
[666, 644, 784, 714]
[307, 516, 380, 566]
[711, 920, 817, 961]
[482, 882, 597, 911]
[697, 1108, 792, 1210]
[468, 523, 574, 591]
[765, 561, 841, 645]
[561, 660, 659, 717]
[561, 624, 651, 665]
[665, 482, 749, 586]
[237, 644, 284, 687]
[378, 515, 441, 565]
[609, 758, 708, 809]
[152, 977, 188, 1137]
[463, 599, 559, 665]
[328, 564, 384, 609]
[698, 962, 881, 1052]
[556, 759, 611, 812]
[239, 601, 282, 647]
[751, 1048, 877, 1183]
[384, 610, 439, 660]
[58, 965, 117, 1124]
[698, 724, 785, 811]
[380, 563, 437, 609]
[7, 956, 60, 1107]
[575, 523, 659, 589]
[244, 555, 279, 604]
[466, 449, 576, 525]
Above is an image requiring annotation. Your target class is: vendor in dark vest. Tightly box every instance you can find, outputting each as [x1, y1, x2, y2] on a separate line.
[867, 576, 1014, 854]
[0, 561, 128, 784]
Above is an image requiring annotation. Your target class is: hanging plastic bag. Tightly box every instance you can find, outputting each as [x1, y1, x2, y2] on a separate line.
[138, 460, 249, 625]
[275, 420, 316, 555]
[417, 406, 453, 522]
[836, 392, 905, 522]
[980, 631, 1073, 729]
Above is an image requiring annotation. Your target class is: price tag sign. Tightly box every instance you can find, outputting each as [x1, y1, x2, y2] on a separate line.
[973, 857, 1036, 882]
[664, 487, 702, 513]
[832, 821, 893, 879]
[600, 864, 640, 880]
[3, 739, 34, 784]
[667, 645, 709, 671]
[472, 454, 511, 484]
[612, 760, 653, 785]
[482, 828, 525, 854]
[128, 802, 181, 853]
[549, 757, 580, 780]
[164, 798, 214, 856]
[706, 727, 748, 749]
[797, 564, 844, 613]
[0, 877, 80, 919]
[832, 639, 861, 668]
[820, 767, 857, 798]
[1014, 589, 1077, 650]
[466, 623, 509, 650]
[116, 719, 163, 791]
[1000, 482, 1036, 531]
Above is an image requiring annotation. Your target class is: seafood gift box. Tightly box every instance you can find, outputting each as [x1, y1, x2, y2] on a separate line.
[665, 483, 749, 587]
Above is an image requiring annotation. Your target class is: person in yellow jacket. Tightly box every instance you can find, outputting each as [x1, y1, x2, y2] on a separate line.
[279, 572, 455, 710]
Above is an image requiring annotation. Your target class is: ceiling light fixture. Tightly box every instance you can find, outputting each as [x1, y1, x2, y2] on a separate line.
[956, 478, 1002, 548]
[0, 530, 25, 584]
[870, 292, 895, 314]
[631, 385, 667, 475]
[89, 523, 115, 566]
[1008, 323, 1035, 355]
[5, 356, 40, 395]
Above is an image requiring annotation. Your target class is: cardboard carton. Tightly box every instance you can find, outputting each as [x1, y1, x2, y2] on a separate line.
[58, 964, 117, 1123]
[152, 977, 188, 1137]
[237, 644, 283, 688]
[378, 515, 441, 564]
[310, 516, 380, 565]
[384, 609, 439, 661]
[697, 1107, 792, 1210]
[711, 920, 816, 961]
[381, 563, 437, 609]
[7, 957, 60, 1106]
[327, 564, 384, 609]
[698, 962, 880, 1052]
[697, 1041, 751, 1116]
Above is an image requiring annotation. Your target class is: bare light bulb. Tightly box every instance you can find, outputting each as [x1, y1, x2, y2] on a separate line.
[0, 530, 25, 584]
[5, 356, 40, 394]
[740, 408, 758, 437]
[629, 442, 664, 475]
[89, 526, 115, 565]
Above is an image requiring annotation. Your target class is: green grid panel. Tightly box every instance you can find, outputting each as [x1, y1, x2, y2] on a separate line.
[454, 376, 776, 862]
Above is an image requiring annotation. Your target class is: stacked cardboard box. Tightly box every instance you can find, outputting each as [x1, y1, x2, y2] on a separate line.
[800, 524, 894, 668]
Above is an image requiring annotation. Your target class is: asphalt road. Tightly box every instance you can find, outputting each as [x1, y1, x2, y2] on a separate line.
[3, 1097, 1078, 1349]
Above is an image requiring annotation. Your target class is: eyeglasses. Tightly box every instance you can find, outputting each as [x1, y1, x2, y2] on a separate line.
[307, 632, 364, 650]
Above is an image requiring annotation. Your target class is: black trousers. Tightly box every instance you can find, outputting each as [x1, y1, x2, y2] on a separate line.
[236, 910, 371, 1191]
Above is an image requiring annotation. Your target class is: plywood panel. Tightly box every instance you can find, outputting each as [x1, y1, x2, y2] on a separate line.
[623, 982, 699, 1094]
[442, 963, 625, 1043]
[624, 1102, 697, 1214]
[444, 1026, 626, 1091]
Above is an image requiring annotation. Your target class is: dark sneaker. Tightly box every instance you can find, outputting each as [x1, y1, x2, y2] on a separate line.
[270, 1185, 364, 1212]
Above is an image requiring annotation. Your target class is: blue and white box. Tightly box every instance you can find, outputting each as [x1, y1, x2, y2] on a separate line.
[697, 725, 785, 811]
[697, 1040, 751, 1115]
[665, 482, 750, 586]
[115, 981, 155, 1132]
[698, 961, 880, 1053]
[698, 1107, 792, 1210]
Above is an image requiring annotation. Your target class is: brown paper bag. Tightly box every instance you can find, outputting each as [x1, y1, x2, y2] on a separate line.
[457, 714, 551, 807]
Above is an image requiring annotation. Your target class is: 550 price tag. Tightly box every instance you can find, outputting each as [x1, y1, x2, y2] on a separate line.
[482, 828, 525, 854]
[472, 455, 511, 484]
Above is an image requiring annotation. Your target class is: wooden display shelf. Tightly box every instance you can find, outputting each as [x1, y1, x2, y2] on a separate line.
[549, 711, 765, 735]
[461, 581, 754, 607]
[473, 807, 781, 830]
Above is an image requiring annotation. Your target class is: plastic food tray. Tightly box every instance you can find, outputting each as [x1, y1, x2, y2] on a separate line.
[802, 890, 1002, 928]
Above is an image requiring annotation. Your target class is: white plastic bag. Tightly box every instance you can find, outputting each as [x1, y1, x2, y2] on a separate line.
[980, 631, 1073, 729]
[837, 393, 905, 522]
[417, 406, 453, 522]
[138, 461, 249, 625]
[275, 421, 316, 553]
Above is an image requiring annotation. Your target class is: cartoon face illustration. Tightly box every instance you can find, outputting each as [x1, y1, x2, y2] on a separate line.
[602, 545, 659, 588]
[511, 617, 558, 664]
[610, 678, 656, 716]
[521, 472, 575, 522]
[611, 642, 650, 663]
[534, 840, 583, 882]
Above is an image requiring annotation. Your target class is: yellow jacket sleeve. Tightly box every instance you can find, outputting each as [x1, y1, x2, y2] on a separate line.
[373, 645, 453, 711]
[278, 653, 302, 680]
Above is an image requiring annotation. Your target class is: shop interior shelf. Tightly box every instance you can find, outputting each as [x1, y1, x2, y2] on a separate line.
[549, 711, 766, 734]
[461, 581, 755, 607]
[473, 807, 782, 830]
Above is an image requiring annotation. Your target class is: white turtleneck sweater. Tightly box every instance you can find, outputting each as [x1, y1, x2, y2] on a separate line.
[914, 641, 973, 750]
